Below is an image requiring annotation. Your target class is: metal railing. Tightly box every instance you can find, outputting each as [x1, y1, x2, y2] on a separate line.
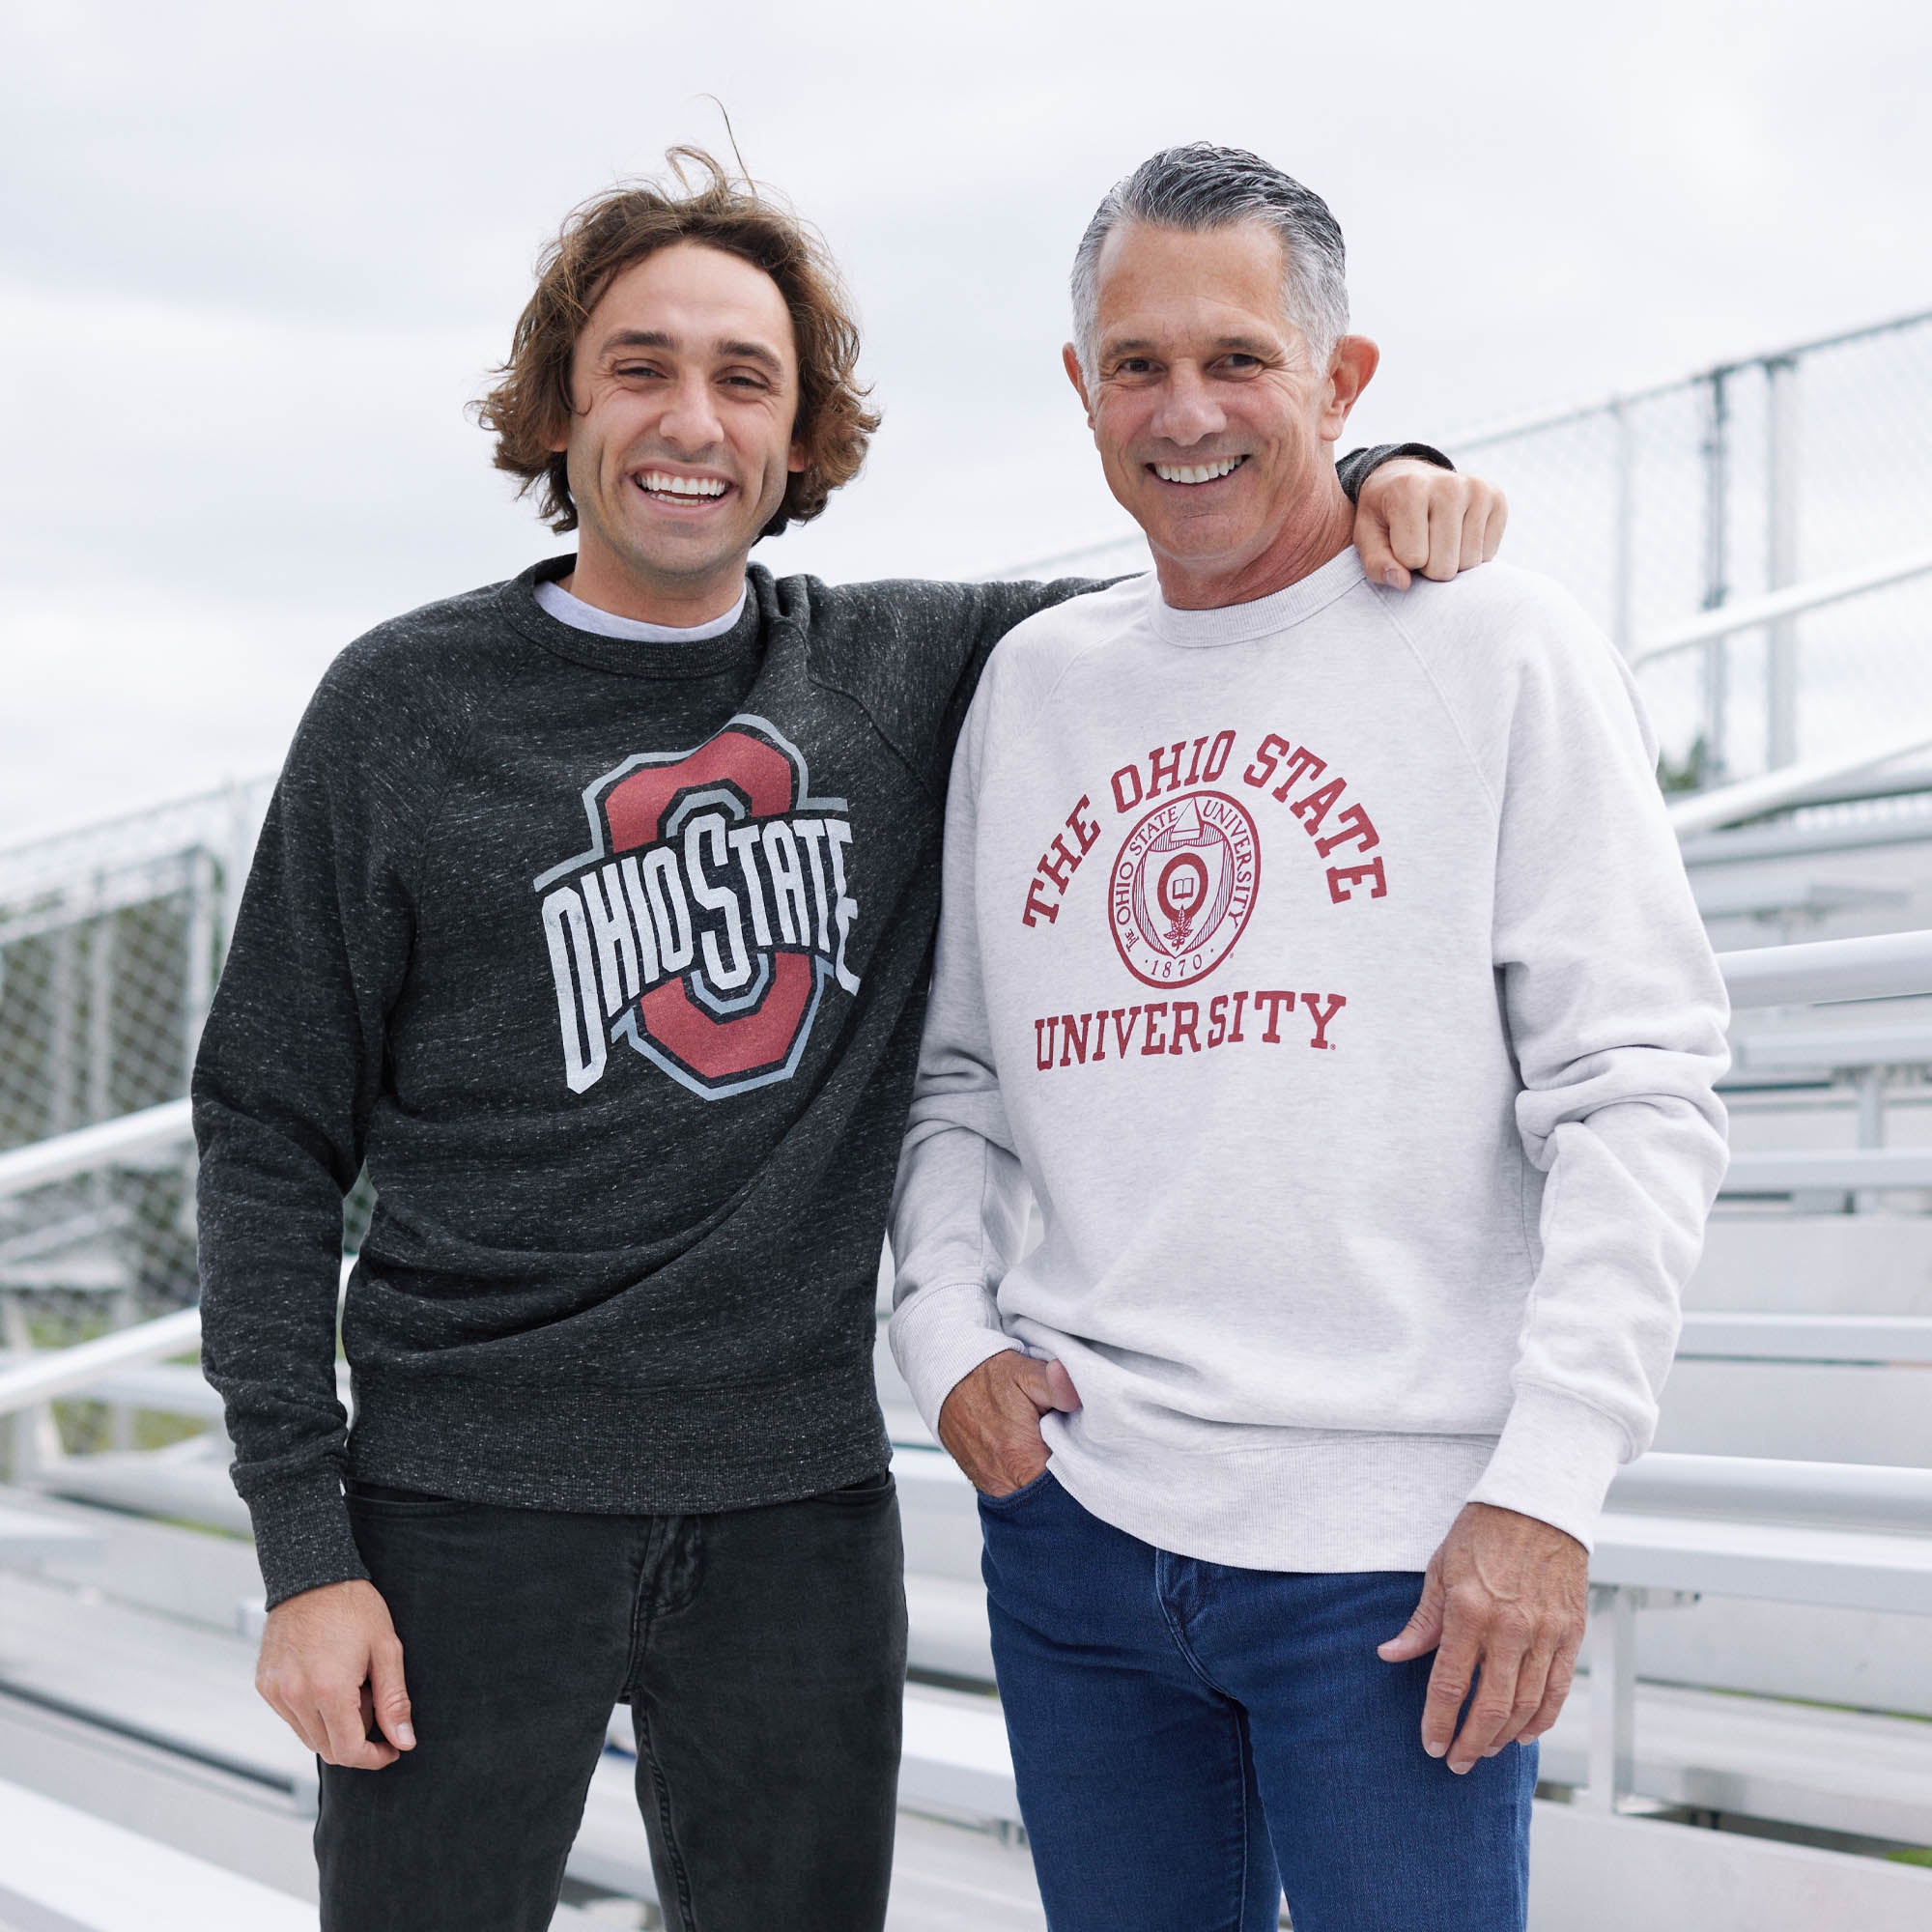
[985, 309, 1932, 793]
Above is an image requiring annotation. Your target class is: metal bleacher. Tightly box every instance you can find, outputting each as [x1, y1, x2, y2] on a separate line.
[7, 810, 1932, 1929]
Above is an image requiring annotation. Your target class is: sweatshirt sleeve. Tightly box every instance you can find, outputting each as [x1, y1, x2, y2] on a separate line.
[888, 674, 1032, 1433]
[192, 653, 439, 1607]
[1460, 591, 1730, 1549]
[1335, 441, 1454, 499]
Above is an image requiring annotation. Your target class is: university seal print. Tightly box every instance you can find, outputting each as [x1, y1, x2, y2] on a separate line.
[1109, 790, 1260, 988]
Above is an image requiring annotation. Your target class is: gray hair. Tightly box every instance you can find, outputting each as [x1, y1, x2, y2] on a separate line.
[1070, 144, 1350, 381]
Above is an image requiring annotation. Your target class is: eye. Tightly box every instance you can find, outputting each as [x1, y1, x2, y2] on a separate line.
[612, 362, 665, 382]
[1217, 354, 1263, 373]
[1112, 357, 1157, 378]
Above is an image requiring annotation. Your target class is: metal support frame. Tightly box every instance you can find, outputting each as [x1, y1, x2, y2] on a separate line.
[1853, 1065, 1887, 1213]
[1582, 1584, 1700, 1813]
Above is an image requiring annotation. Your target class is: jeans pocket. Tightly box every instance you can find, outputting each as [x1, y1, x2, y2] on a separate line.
[343, 1477, 478, 1517]
[976, 1465, 1056, 1512]
[814, 1468, 896, 1506]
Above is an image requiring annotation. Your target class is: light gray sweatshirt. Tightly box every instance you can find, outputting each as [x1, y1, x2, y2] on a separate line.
[889, 549, 1730, 1571]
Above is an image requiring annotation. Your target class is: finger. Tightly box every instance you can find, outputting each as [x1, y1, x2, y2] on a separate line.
[1385, 490, 1431, 577]
[1480, 491, 1508, 561]
[1350, 502, 1406, 589]
[265, 1687, 325, 1757]
[1488, 1642, 1554, 1754]
[1419, 1628, 1479, 1760]
[1377, 1571, 1444, 1662]
[319, 1688, 397, 1770]
[1449, 1638, 1527, 1774]
[1459, 497, 1489, 572]
[1520, 1638, 1580, 1742]
[1424, 492, 1463, 581]
[1012, 1356, 1077, 1416]
[1010, 1357, 1057, 1414]
[367, 1636, 417, 1751]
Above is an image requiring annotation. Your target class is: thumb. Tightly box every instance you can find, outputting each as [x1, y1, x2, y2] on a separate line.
[368, 1639, 415, 1751]
[1012, 1355, 1081, 1416]
[1043, 1358, 1082, 1412]
[1350, 501, 1410, 591]
[1378, 1569, 1445, 1662]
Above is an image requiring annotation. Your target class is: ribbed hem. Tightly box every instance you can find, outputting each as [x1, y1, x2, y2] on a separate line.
[1338, 441, 1455, 501]
[889, 1282, 1021, 1434]
[342, 1354, 891, 1517]
[1465, 1383, 1632, 1552]
[243, 1465, 371, 1611]
[1040, 1423, 1496, 1573]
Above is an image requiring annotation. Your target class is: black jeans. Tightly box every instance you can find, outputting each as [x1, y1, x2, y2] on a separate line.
[316, 1469, 907, 1932]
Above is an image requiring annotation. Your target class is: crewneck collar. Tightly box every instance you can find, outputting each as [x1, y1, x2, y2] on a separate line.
[1146, 546, 1367, 649]
[500, 556, 768, 679]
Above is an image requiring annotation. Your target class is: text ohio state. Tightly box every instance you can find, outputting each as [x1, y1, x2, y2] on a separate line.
[1020, 726, 1388, 930]
[540, 811, 861, 1046]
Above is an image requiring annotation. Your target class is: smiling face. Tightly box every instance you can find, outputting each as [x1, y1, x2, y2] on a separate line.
[1065, 219, 1376, 609]
[551, 242, 807, 623]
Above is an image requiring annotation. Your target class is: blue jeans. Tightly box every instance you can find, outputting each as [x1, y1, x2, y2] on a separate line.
[980, 1471, 1534, 1932]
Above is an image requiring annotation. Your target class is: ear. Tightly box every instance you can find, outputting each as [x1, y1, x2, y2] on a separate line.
[1319, 335, 1379, 440]
[788, 435, 809, 476]
[1062, 342, 1096, 427]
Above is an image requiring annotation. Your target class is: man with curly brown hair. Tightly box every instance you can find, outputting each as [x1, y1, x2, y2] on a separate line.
[191, 147, 1506, 1931]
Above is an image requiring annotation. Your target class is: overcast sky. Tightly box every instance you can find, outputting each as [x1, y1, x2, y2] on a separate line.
[2, 0, 1925, 844]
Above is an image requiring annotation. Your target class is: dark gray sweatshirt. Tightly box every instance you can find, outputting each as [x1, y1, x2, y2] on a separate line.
[192, 446, 1435, 1606]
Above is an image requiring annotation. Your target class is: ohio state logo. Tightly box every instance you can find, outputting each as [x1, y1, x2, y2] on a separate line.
[533, 716, 860, 1098]
[1109, 790, 1259, 987]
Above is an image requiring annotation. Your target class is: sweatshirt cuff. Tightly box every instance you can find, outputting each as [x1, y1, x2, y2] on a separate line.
[243, 1465, 373, 1610]
[1336, 441, 1456, 502]
[1464, 1384, 1632, 1553]
[889, 1281, 1022, 1435]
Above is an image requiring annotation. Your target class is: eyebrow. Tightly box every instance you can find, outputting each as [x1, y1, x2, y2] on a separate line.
[1102, 333, 1276, 359]
[597, 327, 786, 376]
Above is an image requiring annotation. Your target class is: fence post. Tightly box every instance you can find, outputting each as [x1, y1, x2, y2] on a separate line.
[1700, 368, 1732, 783]
[1611, 397, 1636, 657]
[1765, 355, 1802, 770]
[183, 847, 216, 1082]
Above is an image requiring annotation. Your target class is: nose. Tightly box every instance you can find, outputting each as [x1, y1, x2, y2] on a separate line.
[1150, 365, 1226, 448]
[657, 371, 724, 454]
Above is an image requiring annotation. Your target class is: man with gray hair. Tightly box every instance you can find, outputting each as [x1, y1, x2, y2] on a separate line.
[891, 144, 1729, 1929]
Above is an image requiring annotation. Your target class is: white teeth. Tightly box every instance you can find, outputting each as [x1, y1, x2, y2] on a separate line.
[1152, 457, 1244, 485]
[639, 471, 728, 497]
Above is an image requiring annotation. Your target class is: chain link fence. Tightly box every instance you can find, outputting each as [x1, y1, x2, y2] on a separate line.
[0, 783, 270, 1451]
[990, 308, 1932, 791]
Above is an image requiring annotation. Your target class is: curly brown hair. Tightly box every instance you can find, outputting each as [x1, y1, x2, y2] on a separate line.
[475, 147, 878, 541]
